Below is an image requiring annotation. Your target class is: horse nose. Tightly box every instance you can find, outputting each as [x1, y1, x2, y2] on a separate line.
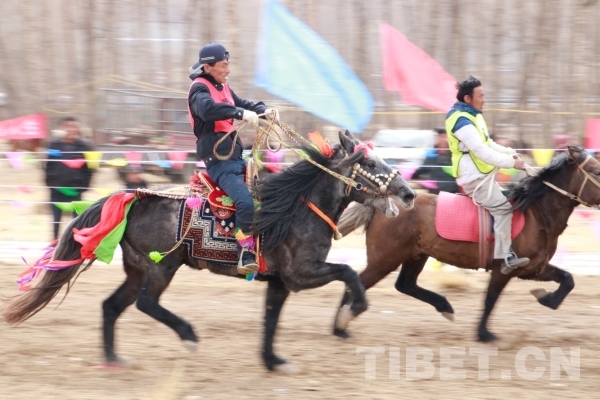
[402, 188, 416, 204]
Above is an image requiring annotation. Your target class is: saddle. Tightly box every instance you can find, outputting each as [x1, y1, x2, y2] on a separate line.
[190, 161, 258, 212]
[435, 191, 525, 268]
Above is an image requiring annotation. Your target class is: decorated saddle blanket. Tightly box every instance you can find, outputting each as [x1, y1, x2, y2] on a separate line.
[435, 191, 525, 243]
[176, 196, 239, 264]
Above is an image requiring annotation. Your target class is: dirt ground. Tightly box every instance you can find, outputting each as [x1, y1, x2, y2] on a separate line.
[1, 151, 600, 399]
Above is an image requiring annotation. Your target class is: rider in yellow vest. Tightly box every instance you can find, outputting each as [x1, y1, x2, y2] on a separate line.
[446, 76, 529, 274]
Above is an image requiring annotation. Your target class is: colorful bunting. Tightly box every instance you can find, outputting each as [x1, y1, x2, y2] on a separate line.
[531, 149, 554, 167]
[60, 159, 86, 169]
[106, 158, 128, 167]
[576, 210, 595, 219]
[441, 166, 453, 176]
[84, 151, 103, 169]
[24, 154, 37, 164]
[124, 151, 143, 167]
[5, 152, 25, 169]
[167, 151, 188, 170]
[419, 180, 438, 190]
[95, 188, 115, 197]
[72, 200, 96, 215]
[47, 149, 62, 157]
[54, 202, 75, 212]
[17, 186, 33, 194]
[154, 160, 172, 169]
[56, 188, 80, 197]
[590, 221, 600, 238]
[397, 166, 417, 180]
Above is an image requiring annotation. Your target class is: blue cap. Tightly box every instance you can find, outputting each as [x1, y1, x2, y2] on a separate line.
[190, 43, 230, 74]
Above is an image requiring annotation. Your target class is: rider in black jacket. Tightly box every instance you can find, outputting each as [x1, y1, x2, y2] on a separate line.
[187, 42, 278, 275]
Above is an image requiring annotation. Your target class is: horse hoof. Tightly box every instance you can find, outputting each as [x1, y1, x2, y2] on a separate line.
[441, 312, 454, 322]
[334, 305, 354, 331]
[274, 362, 298, 374]
[530, 288, 548, 300]
[333, 327, 351, 339]
[183, 340, 198, 353]
[477, 332, 498, 343]
[104, 355, 135, 369]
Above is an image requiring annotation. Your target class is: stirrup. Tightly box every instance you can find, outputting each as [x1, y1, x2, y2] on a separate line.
[237, 249, 259, 275]
[500, 253, 530, 275]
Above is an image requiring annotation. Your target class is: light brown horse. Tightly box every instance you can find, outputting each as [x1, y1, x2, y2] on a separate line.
[334, 145, 600, 342]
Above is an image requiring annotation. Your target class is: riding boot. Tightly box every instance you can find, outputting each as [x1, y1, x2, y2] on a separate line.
[235, 229, 259, 275]
[500, 251, 530, 275]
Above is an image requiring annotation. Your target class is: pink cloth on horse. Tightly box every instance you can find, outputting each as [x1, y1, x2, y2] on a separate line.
[435, 191, 525, 243]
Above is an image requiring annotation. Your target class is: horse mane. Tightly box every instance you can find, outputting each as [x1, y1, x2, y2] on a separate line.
[254, 143, 363, 251]
[507, 147, 585, 212]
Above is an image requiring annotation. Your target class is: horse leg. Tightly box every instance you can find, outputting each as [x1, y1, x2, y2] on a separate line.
[262, 276, 290, 371]
[395, 255, 455, 321]
[102, 264, 142, 366]
[135, 263, 198, 351]
[478, 268, 512, 342]
[333, 259, 406, 339]
[285, 262, 367, 332]
[520, 263, 575, 310]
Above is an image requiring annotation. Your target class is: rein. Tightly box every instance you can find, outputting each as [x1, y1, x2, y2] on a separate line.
[249, 117, 397, 198]
[527, 154, 600, 209]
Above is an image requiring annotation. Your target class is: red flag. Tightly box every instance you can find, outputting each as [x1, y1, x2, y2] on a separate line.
[380, 23, 456, 112]
[0, 114, 48, 140]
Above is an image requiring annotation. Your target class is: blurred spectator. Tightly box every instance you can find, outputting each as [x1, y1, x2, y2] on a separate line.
[412, 128, 460, 194]
[45, 116, 94, 239]
[123, 165, 148, 191]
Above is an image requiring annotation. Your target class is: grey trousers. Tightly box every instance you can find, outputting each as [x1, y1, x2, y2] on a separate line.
[461, 177, 514, 259]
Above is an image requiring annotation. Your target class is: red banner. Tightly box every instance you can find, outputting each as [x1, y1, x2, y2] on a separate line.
[0, 114, 48, 140]
[380, 23, 456, 112]
[585, 119, 600, 149]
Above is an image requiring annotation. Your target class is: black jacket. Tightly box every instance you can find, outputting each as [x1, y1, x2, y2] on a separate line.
[45, 138, 94, 191]
[188, 73, 267, 164]
[412, 152, 460, 194]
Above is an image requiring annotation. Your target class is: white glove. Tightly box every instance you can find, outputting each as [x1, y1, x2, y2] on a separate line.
[242, 110, 259, 125]
[265, 108, 280, 122]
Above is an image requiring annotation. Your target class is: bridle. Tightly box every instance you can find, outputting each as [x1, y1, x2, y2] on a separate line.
[537, 154, 600, 209]
[248, 118, 401, 199]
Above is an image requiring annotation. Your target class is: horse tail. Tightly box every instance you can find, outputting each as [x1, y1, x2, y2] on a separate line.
[2, 197, 108, 325]
[338, 202, 375, 237]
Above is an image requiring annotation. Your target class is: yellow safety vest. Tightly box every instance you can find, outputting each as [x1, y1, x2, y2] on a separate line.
[445, 111, 494, 178]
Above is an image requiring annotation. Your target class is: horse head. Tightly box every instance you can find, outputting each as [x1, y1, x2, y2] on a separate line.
[565, 145, 600, 208]
[336, 130, 416, 217]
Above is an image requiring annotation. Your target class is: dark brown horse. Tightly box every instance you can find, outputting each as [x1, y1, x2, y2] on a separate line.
[334, 145, 600, 342]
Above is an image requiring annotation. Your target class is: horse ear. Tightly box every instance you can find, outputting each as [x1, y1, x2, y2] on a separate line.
[567, 145, 585, 160]
[339, 130, 355, 154]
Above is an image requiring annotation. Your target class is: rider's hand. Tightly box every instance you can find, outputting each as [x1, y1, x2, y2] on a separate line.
[514, 158, 526, 170]
[242, 110, 259, 125]
[264, 108, 280, 122]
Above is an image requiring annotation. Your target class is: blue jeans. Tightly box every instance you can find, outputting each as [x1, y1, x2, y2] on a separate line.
[206, 157, 254, 233]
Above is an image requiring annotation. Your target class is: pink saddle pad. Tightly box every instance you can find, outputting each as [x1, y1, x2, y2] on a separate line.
[435, 192, 525, 243]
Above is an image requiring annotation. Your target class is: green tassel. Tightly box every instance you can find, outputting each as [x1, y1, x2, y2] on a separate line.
[149, 251, 164, 263]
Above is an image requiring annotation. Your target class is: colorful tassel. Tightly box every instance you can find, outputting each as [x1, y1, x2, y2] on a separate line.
[185, 197, 203, 210]
[354, 141, 374, 157]
[246, 272, 257, 281]
[307, 131, 333, 158]
[148, 251, 164, 263]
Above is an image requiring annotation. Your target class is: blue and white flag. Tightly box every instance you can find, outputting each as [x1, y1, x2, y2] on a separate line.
[255, 0, 373, 133]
